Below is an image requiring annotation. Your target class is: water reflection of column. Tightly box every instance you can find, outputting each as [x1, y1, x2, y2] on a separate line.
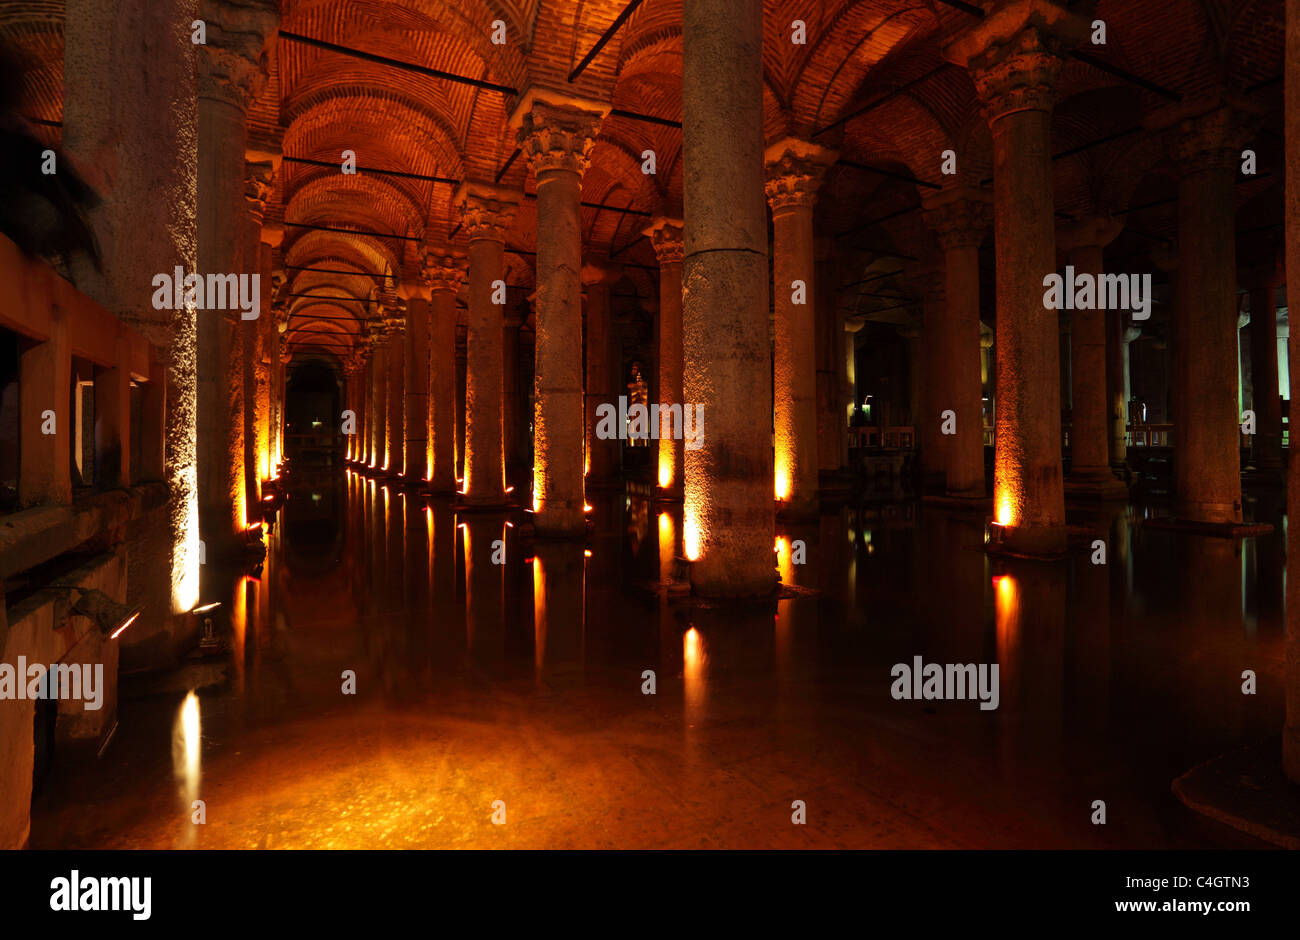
[464, 515, 507, 676]
[1179, 536, 1243, 637]
[427, 502, 461, 676]
[775, 522, 819, 689]
[532, 542, 586, 688]
[993, 561, 1067, 769]
[405, 492, 430, 689]
[1069, 515, 1113, 740]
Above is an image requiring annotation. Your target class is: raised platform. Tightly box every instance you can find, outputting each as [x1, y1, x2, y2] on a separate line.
[1173, 740, 1300, 849]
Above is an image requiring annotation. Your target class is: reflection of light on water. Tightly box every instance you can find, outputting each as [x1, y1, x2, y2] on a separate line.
[173, 691, 201, 828]
[683, 627, 707, 728]
[658, 512, 675, 582]
[993, 575, 1019, 698]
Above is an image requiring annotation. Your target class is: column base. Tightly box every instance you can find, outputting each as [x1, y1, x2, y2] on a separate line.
[425, 481, 460, 498]
[653, 487, 684, 504]
[985, 522, 1067, 560]
[456, 495, 513, 513]
[1064, 467, 1129, 499]
[1172, 740, 1300, 849]
[776, 498, 819, 523]
[923, 492, 991, 511]
[586, 476, 624, 492]
[1141, 517, 1273, 538]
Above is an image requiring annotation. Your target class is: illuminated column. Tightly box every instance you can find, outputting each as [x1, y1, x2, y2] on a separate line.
[682, 0, 775, 596]
[1058, 215, 1127, 497]
[922, 189, 992, 499]
[1245, 263, 1283, 477]
[63, 0, 202, 624]
[512, 92, 607, 537]
[425, 253, 466, 494]
[367, 321, 386, 469]
[272, 306, 288, 468]
[454, 181, 520, 507]
[583, 258, 620, 486]
[383, 301, 406, 476]
[945, 3, 1088, 556]
[646, 218, 685, 498]
[1284, 0, 1299, 784]
[401, 277, 431, 483]
[241, 160, 274, 509]
[342, 357, 361, 462]
[765, 137, 836, 517]
[1151, 96, 1262, 525]
[195, 0, 277, 546]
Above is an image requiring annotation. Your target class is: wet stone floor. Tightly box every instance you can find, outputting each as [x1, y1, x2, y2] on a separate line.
[30, 470, 1286, 849]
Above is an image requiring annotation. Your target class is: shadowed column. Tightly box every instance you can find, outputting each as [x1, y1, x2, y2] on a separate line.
[945, 2, 1089, 556]
[1150, 95, 1263, 525]
[583, 258, 621, 487]
[1059, 215, 1127, 498]
[682, 0, 774, 596]
[922, 188, 993, 499]
[401, 278, 431, 484]
[454, 181, 520, 507]
[765, 138, 837, 517]
[513, 93, 607, 537]
[1285, 0, 1299, 785]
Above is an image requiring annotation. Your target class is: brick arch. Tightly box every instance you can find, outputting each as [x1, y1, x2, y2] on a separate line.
[285, 87, 466, 177]
[283, 228, 403, 285]
[286, 169, 429, 241]
[789, 0, 937, 132]
[0, 10, 63, 130]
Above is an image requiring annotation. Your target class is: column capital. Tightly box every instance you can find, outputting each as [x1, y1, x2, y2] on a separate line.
[763, 137, 838, 213]
[582, 256, 622, 286]
[1055, 214, 1124, 254]
[509, 88, 609, 178]
[423, 251, 468, 294]
[943, 0, 1092, 120]
[643, 217, 684, 265]
[243, 159, 275, 224]
[197, 0, 278, 111]
[921, 187, 994, 249]
[453, 180, 521, 242]
[1148, 94, 1265, 176]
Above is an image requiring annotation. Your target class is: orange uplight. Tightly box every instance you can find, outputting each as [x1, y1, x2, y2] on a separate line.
[109, 611, 140, 640]
[683, 513, 702, 561]
[657, 456, 673, 489]
[774, 469, 791, 501]
[584, 502, 593, 513]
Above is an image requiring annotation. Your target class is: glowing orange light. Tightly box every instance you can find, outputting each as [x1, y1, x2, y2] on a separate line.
[109, 611, 140, 640]
[657, 457, 673, 489]
[583, 502, 593, 513]
[774, 469, 791, 501]
[583, 549, 592, 558]
[683, 513, 702, 561]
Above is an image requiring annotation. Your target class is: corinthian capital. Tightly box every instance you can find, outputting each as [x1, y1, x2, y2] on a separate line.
[921, 187, 994, 250]
[943, 0, 1092, 121]
[764, 137, 838, 213]
[643, 217, 684, 266]
[1147, 94, 1265, 177]
[423, 251, 467, 294]
[198, 0, 279, 111]
[510, 89, 608, 177]
[453, 180, 521, 242]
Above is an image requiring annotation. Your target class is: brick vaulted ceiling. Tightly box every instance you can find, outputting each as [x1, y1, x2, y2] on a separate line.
[0, 0, 1286, 358]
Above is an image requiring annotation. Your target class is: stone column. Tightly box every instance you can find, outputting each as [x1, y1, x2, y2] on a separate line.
[1150, 96, 1263, 525]
[904, 266, 946, 490]
[502, 305, 525, 475]
[646, 218, 685, 498]
[1106, 307, 1128, 470]
[512, 92, 606, 537]
[765, 138, 837, 517]
[1285, 0, 1299, 785]
[1245, 263, 1283, 476]
[64, 0, 201, 618]
[1058, 215, 1127, 497]
[383, 302, 405, 475]
[241, 160, 274, 510]
[583, 258, 621, 487]
[425, 253, 466, 494]
[367, 322, 387, 469]
[401, 279, 432, 483]
[815, 237, 844, 474]
[922, 188, 993, 499]
[342, 357, 361, 462]
[682, 0, 774, 596]
[944, 2, 1089, 556]
[195, 0, 277, 546]
[454, 181, 520, 507]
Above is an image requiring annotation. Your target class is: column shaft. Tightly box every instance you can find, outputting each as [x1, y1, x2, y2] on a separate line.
[682, 0, 774, 595]
[1249, 283, 1282, 472]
